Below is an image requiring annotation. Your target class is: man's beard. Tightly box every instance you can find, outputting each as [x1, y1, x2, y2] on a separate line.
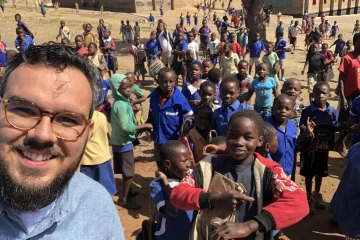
[0, 139, 84, 213]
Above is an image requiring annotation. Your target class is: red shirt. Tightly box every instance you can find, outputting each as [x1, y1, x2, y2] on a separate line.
[234, 17, 240, 27]
[338, 53, 360, 97]
[157, 87, 175, 106]
[77, 47, 88, 56]
[231, 42, 241, 54]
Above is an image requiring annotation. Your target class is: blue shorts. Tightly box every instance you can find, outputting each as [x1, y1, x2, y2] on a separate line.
[254, 105, 272, 120]
[210, 53, 218, 65]
[81, 159, 117, 195]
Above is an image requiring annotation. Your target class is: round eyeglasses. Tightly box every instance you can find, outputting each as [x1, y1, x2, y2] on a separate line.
[1, 99, 91, 140]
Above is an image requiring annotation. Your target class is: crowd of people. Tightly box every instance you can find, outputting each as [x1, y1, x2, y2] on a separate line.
[0, 2, 360, 240]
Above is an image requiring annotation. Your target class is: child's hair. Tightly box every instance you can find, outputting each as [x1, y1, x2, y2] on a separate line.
[159, 140, 186, 162]
[15, 13, 21, 19]
[273, 94, 293, 106]
[262, 122, 277, 146]
[353, 32, 360, 43]
[158, 67, 175, 79]
[313, 81, 330, 92]
[276, 31, 284, 37]
[238, 60, 249, 67]
[338, 34, 343, 38]
[228, 109, 264, 135]
[106, 29, 112, 35]
[221, 76, 240, 90]
[75, 34, 84, 40]
[265, 42, 273, 48]
[224, 42, 233, 50]
[61, 38, 70, 45]
[190, 61, 202, 69]
[6, 50, 17, 62]
[223, 16, 228, 21]
[195, 104, 212, 116]
[199, 80, 216, 92]
[135, 21, 139, 24]
[257, 62, 268, 71]
[209, 136, 226, 146]
[202, 59, 212, 66]
[88, 42, 98, 49]
[208, 68, 221, 84]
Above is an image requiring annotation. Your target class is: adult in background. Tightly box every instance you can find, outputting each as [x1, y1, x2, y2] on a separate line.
[0, 45, 125, 239]
[158, 22, 173, 67]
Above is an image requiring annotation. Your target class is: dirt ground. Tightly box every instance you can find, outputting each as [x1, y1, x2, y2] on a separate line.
[0, 1, 358, 239]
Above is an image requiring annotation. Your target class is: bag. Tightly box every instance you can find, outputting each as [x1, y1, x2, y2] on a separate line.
[110, 56, 118, 71]
[136, 47, 147, 63]
[149, 58, 165, 79]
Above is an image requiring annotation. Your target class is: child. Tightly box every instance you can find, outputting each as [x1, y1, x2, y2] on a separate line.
[237, 27, 248, 60]
[198, 20, 212, 59]
[193, 13, 199, 26]
[324, 20, 331, 39]
[263, 43, 280, 87]
[126, 72, 147, 124]
[187, 105, 214, 162]
[100, 29, 117, 76]
[275, 21, 284, 37]
[182, 62, 206, 110]
[0, 37, 8, 71]
[281, 78, 304, 132]
[246, 63, 278, 120]
[229, 33, 241, 57]
[149, 13, 155, 27]
[80, 109, 117, 196]
[266, 94, 297, 177]
[201, 59, 212, 79]
[146, 68, 193, 150]
[330, 21, 339, 39]
[74, 35, 88, 56]
[128, 36, 147, 84]
[14, 27, 34, 53]
[202, 136, 227, 156]
[134, 22, 140, 38]
[15, 13, 34, 39]
[171, 109, 309, 240]
[199, 81, 220, 111]
[211, 76, 252, 136]
[180, 13, 185, 25]
[87, 43, 108, 78]
[109, 74, 152, 210]
[186, 12, 191, 26]
[97, 19, 107, 42]
[184, 49, 201, 82]
[125, 20, 134, 44]
[289, 20, 302, 54]
[56, 20, 70, 42]
[344, 40, 353, 56]
[247, 32, 266, 75]
[233, 60, 253, 104]
[40, 2, 46, 17]
[220, 42, 240, 78]
[353, 20, 360, 35]
[256, 121, 278, 158]
[207, 32, 220, 67]
[301, 43, 325, 103]
[151, 140, 193, 240]
[120, 20, 126, 43]
[208, 68, 221, 105]
[298, 82, 338, 215]
[187, 32, 199, 59]
[160, 6, 164, 16]
[275, 31, 287, 81]
[277, 10, 282, 25]
[83, 23, 99, 48]
[330, 34, 346, 58]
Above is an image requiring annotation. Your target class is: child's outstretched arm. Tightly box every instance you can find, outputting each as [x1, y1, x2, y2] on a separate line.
[245, 88, 254, 102]
[297, 117, 316, 145]
[272, 86, 278, 97]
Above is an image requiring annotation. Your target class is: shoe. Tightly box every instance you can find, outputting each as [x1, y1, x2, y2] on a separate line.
[120, 198, 142, 210]
[313, 192, 326, 210]
[128, 187, 140, 198]
[281, 77, 286, 81]
[307, 194, 315, 215]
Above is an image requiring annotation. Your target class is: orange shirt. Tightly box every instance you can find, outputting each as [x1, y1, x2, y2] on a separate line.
[338, 53, 360, 97]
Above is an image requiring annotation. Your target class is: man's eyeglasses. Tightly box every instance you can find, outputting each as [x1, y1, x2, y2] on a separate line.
[1, 99, 91, 140]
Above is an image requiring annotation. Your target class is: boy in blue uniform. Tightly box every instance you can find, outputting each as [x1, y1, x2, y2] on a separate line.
[275, 31, 287, 81]
[149, 13, 155, 27]
[198, 20, 212, 59]
[211, 76, 252, 136]
[298, 82, 338, 215]
[266, 94, 297, 177]
[330, 34, 346, 58]
[247, 32, 266, 75]
[150, 140, 193, 240]
[14, 27, 34, 52]
[146, 68, 193, 151]
[0, 36, 8, 70]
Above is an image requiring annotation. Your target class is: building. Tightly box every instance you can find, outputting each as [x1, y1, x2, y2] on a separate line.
[265, 0, 360, 17]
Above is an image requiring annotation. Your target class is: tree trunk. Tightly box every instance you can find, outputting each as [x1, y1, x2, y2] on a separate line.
[242, 0, 267, 43]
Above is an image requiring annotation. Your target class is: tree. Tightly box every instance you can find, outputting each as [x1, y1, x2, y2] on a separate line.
[242, 0, 267, 43]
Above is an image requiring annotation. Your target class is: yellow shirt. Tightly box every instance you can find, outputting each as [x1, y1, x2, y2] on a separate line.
[81, 111, 112, 165]
[220, 52, 240, 79]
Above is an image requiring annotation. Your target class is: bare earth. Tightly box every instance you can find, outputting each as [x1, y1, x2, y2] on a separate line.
[0, 1, 357, 239]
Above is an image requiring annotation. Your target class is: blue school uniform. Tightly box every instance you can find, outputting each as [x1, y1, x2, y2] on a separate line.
[331, 24, 339, 37]
[172, 39, 188, 51]
[350, 96, 360, 143]
[160, 8, 164, 16]
[275, 37, 287, 59]
[211, 100, 252, 136]
[215, 82, 221, 106]
[248, 40, 265, 58]
[329, 143, 360, 239]
[98, 79, 111, 104]
[148, 87, 193, 144]
[150, 179, 193, 240]
[334, 39, 346, 54]
[149, 15, 155, 22]
[199, 26, 211, 44]
[181, 79, 207, 110]
[266, 115, 297, 176]
[180, 15, 184, 25]
[146, 38, 161, 59]
[186, 14, 191, 25]
[184, 59, 201, 82]
[14, 35, 34, 52]
[221, 21, 230, 34]
[194, 15, 198, 25]
[0, 42, 8, 67]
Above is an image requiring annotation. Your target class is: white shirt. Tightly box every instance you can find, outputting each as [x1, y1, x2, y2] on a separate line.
[188, 41, 199, 58]
[290, 25, 302, 37]
[158, 31, 173, 53]
[207, 39, 220, 55]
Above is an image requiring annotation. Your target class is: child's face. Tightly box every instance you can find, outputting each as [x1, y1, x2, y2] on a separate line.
[61, 39, 69, 45]
[60, 21, 65, 27]
[200, 86, 216, 105]
[159, 71, 176, 95]
[226, 117, 262, 162]
[313, 84, 330, 106]
[16, 29, 24, 37]
[311, 44, 319, 53]
[85, 24, 91, 32]
[256, 34, 260, 41]
[338, 35, 343, 40]
[211, 33, 216, 41]
[127, 74, 135, 86]
[99, 19, 104, 25]
[230, 35, 235, 43]
[266, 132, 278, 154]
[257, 64, 269, 79]
[118, 79, 132, 99]
[189, 33, 194, 42]
[135, 37, 140, 45]
[15, 15, 21, 22]
[150, 32, 156, 40]
[190, 64, 201, 80]
[266, 44, 273, 53]
[186, 51, 195, 60]
[272, 98, 293, 124]
[321, 44, 328, 52]
[195, 110, 212, 131]
[238, 62, 248, 76]
[88, 45, 97, 54]
[75, 37, 84, 48]
[203, 20, 207, 27]
[282, 80, 301, 101]
[202, 62, 212, 75]
[220, 82, 239, 106]
[224, 46, 231, 55]
[169, 145, 191, 179]
[222, 33, 228, 41]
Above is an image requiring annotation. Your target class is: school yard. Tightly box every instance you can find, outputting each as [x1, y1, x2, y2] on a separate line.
[0, 1, 358, 239]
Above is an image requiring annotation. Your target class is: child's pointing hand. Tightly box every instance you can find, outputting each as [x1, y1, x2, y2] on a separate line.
[209, 190, 255, 209]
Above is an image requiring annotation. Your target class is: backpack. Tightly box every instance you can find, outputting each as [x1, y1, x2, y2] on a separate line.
[135, 47, 147, 63]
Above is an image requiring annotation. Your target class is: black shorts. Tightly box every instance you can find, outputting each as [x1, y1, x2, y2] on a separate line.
[113, 150, 135, 177]
[299, 151, 329, 178]
[290, 37, 297, 45]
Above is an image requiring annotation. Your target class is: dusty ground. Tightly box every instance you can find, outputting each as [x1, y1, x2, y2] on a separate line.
[0, 1, 358, 239]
